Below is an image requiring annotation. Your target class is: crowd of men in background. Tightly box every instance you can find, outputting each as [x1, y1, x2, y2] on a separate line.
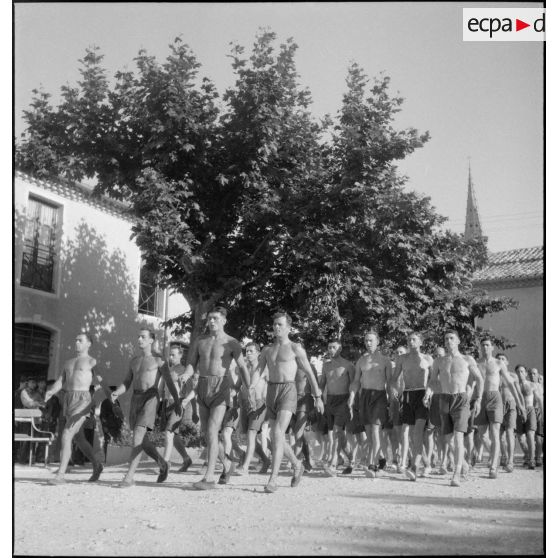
[13, 310, 544, 493]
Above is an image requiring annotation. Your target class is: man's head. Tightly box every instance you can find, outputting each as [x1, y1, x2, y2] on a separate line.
[395, 346, 407, 357]
[37, 379, 47, 392]
[169, 345, 183, 366]
[327, 339, 342, 359]
[444, 330, 460, 352]
[75, 332, 93, 354]
[407, 332, 423, 351]
[207, 307, 227, 333]
[245, 341, 260, 363]
[515, 364, 527, 381]
[26, 377, 38, 391]
[138, 328, 155, 350]
[528, 368, 540, 383]
[495, 353, 508, 366]
[364, 330, 379, 353]
[272, 312, 292, 338]
[479, 336, 494, 358]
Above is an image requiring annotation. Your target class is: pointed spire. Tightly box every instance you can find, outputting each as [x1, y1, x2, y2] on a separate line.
[464, 161, 483, 240]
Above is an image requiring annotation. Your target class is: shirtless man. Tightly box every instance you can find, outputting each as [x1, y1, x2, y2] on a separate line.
[251, 312, 324, 493]
[474, 338, 525, 478]
[44, 332, 107, 485]
[160, 345, 195, 474]
[235, 342, 271, 475]
[515, 365, 544, 469]
[184, 307, 250, 490]
[349, 329, 392, 479]
[320, 339, 355, 477]
[529, 368, 544, 467]
[111, 329, 181, 487]
[391, 332, 433, 481]
[423, 330, 484, 487]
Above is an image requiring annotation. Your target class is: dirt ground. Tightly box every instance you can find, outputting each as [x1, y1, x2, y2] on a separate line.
[14, 449, 544, 556]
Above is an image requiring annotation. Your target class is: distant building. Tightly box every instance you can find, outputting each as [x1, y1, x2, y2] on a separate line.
[14, 171, 189, 388]
[463, 167, 543, 370]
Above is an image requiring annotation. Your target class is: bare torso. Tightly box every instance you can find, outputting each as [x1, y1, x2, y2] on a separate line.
[401, 352, 432, 390]
[322, 357, 352, 395]
[477, 357, 502, 392]
[357, 351, 390, 391]
[130, 354, 162, 391]
[435, 353, 475, 394]
[63, 355, 97, 391]
[245, 360, 267, 401]
[501, 371, 518, 402]
[196, 333, 238, 377]
[520, 380, 535, 407]
[263, 341, 299, 383]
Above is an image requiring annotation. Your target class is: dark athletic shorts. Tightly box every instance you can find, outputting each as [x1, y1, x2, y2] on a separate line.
[288, 394, 313, 433]
[240, 400, 267, 433]
[265, 382, 298, 421]
[360, 388, 388, 426]
[401, 389, 429, 425]
[160, 398, 183, 432]
[439, 392, 470, 435]
[222, 404, 240, 431]
[474, 390, 504, 426]
[197, 375, 230, 411]
[346, 394, 365, 434]
[516, 406, 537, 434]
[325, 393, 350, 429]
[534, 406, 544, 436]
[63, 390, 92, 429]
[130, 387, 160, 431]
[501, 398, 517, 430]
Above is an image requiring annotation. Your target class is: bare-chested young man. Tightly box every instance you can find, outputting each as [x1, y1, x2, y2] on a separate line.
[235, 342, 271, 476]
[111, 329, 181, 487]
[515, 365, 544, 470]
[391, 332, 433, 481]
[44, 332, 107, 485]
[160, 345, 195, 474]
[320, 339, 355, 477]
[528, 368, 544, 467]
[349, 329, 392, 479]
[183, 307, 250, 490]
[250, 312, 324, 493]
[423, 330, 484, 487]
[474, 338, 525, 478]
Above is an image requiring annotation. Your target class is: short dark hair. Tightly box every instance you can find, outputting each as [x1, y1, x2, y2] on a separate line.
[139, 328, 156, 340]
[273, 311, 292, 326]
[210, 306, 228, 318]
[479, 336, 493, 344]
[515, 364, 526, 372]
[328, 338, 342, 345]
[364, 329, 379, 338]
[408, 331, 423, 341]
[245, 341, 259, 351]
[169, 345, 184, 355]
[79, 331, 94, 344]
[495, 353, 506, 359]
[444, 329, 460, 340]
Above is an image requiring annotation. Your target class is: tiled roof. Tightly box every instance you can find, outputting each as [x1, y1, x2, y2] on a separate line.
[473, 246, 543, 284]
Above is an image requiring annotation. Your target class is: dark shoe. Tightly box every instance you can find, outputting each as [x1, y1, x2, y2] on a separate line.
[378, 458, 387, 470]
[341, 465, 353, 475]
[264, 481, 277, 493]
[88, 463, 103, 482]
[535, 459, 542, 467]
[528, 461, 536, 470]
[303, 459, 313, 472]
[259, 458, 271, 475]
[157, 461, 169, 483]
[193, 479, 216, 490]
[218, 465, 232, 485]
[178, 456, 193, 473]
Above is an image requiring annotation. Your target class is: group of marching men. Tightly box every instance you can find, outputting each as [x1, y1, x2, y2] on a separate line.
[42, 307, 544, 493]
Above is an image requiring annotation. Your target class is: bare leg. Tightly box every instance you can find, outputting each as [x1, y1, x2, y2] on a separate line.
[267, 410, 300, 489]
[400, 424, 410, 470]
[239, 429, 258, 473]
[173, 433, 189, 462]
[451, 431, 465, 485]
[411, 419, 426, 470]
[122, 426, 148, 483]
[488, 422, 501, 471]
[163, 431, 174, 462]
[55, 416, 87, 478]
[203, 406, 227, 483]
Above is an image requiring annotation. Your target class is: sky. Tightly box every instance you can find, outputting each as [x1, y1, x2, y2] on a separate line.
[13, 2, 544, 252]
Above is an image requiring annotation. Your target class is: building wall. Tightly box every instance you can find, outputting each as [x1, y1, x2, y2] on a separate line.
[14, 175, 189, 395]
[477, 283, 543, 372]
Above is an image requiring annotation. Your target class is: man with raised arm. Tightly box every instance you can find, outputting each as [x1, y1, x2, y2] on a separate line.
[349, 329, 392, 479]
[183, 307, 250, 490]
[474, 338, 525, 478]
[250, 311, 324, 493]
[320, 338, 355, 477]
[111, 328, 181, 488]
[423, 330, 484, 487]
[391, 332, 433, 481]
[44, 332, 107, 485]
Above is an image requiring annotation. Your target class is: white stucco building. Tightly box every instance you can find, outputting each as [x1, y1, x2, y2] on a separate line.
[14, 171, 189, 387]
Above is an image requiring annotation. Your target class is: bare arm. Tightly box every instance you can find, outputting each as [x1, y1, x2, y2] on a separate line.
[384, 357, 394, 399]
[391, 356, 403, 393]
[111, 364, 134, 400]
[467, 358, 484, 414]
[184, 338, 200, 377]
[348, 359, 362, 407]
[44, 367, 67, 402]
[424, 359, 440, 404]
[231, 340, 250, 389]
[294, 345, 321, 398]
[500, 366, 525, 413]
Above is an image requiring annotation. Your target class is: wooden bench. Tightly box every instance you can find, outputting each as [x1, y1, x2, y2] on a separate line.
[14, 408, 54, 466]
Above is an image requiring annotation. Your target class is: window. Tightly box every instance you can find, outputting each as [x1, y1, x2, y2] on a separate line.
[20, 197, 59, 292]
[138, 263, 163, 316]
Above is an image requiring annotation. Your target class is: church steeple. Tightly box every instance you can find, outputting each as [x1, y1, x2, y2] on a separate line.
[464, 162, 483, 240]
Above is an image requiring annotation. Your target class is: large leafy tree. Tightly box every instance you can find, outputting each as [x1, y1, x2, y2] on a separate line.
[16, 31, 514, 356]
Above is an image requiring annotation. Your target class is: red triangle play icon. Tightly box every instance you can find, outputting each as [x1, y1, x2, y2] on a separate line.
[516, 19, 530, 31]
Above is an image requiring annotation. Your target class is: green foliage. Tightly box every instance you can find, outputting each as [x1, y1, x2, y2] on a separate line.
[16, 30, 516, 356]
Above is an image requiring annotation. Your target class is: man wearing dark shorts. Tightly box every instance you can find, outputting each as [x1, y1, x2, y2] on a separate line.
[183, 307, 250, 490]
[515, 365, 542, 470]
[250, 312, 324, 493]
[391, 333, 433, 481]
[497, 354, 519, 472]
[350, 329, 392, 479]
[424, 330, 484, 487]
